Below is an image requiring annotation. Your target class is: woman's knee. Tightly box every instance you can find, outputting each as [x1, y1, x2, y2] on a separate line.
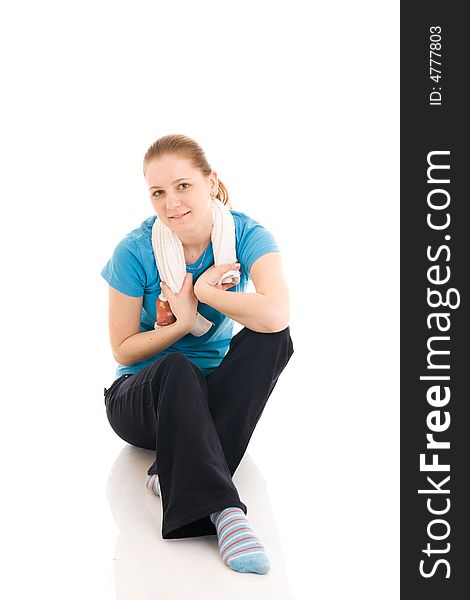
[246, 325, 293, 349]
[244, 326, 294, 369]
[160, 351, 191, 367]
[151, 352, 204, 384]
[148, 351, 192, 372]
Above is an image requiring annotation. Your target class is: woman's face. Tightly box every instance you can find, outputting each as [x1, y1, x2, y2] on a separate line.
[145, 154, 217, 232]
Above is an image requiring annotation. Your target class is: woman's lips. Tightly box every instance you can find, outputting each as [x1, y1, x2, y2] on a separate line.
[170, 211, 190, 219]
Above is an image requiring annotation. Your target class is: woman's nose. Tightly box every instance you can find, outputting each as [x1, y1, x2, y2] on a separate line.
[165, 195, 182, 210]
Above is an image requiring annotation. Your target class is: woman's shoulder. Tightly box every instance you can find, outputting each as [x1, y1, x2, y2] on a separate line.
[229, 209, 252, 221]
[127, 214, 157, 244]
[229, 209, 272, 238]
[229, 208, 280, 274]
[229, 209, 265, 231]
[110, 215, 157, 269]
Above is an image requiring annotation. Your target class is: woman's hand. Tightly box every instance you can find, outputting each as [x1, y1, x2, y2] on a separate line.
[194, 262, 241, 299]
[161, 273, 199, 332]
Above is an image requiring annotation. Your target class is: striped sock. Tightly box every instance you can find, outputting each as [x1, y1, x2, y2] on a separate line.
[210, 507, 270, 574]
[145, 473, 161, 496]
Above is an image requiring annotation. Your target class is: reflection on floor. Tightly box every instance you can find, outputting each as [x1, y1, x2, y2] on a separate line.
[105, 444, 294, 599]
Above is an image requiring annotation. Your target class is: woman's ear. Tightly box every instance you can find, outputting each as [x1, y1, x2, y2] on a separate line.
[209, 170, 218, 196]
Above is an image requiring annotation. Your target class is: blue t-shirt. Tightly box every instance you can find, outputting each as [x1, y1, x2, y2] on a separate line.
[101, 210, 280, 378]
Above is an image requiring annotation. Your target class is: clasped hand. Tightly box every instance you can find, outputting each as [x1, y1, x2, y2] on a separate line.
[160, 262, 241, 331]
[193, 262, 241, 294]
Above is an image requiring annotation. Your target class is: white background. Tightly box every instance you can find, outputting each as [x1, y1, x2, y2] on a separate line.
[0, 1, 399, 598]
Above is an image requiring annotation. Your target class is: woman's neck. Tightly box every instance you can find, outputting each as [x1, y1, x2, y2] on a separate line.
[177, 211, 213, 261]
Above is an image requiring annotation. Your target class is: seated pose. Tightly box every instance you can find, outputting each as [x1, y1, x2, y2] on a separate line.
[101, 133, 294, 575]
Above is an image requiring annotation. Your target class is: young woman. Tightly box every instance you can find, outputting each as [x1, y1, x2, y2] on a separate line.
[101, 134, 294, 574]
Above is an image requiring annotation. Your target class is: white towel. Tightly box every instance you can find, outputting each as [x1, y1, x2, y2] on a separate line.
[151, 198, 240, 336]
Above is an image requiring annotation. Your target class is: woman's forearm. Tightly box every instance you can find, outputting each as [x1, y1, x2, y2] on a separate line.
[196, 285, 288, 333]
[115, 320, 190, 366]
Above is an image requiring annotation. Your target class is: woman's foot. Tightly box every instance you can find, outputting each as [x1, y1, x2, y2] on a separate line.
[145, 473, 161, 496]
[210, 507, 270, 574]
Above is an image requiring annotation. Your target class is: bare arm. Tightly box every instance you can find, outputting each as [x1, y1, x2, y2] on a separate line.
[107, 286, 191, 366]
[194, 252, 290, 333]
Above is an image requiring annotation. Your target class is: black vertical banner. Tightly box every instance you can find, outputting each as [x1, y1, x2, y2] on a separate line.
[401, 3, 468, 598]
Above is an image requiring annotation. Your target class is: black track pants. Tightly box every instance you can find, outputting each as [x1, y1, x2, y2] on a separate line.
[104, 325, 294, 539]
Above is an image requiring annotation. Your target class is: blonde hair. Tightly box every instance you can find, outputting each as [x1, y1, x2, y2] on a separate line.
[143, 134, 231, 208]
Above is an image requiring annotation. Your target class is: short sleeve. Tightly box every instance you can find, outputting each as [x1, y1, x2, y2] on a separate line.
[237, 216, 281, 275]
[100, 237, 146, 297]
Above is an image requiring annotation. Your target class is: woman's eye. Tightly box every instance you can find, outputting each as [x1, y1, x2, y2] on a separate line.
[153, 183, 189, 197]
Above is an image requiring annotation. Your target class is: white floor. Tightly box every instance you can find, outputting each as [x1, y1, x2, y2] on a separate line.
[105, 446, 295, 599]
[1, 322, 399, 600]
[1, 362, 302, 600]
